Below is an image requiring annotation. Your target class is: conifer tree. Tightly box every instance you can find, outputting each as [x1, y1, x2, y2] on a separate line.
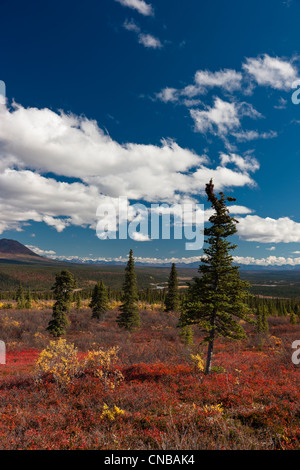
[90, 280, 109, 320]
[256, 304, 269, 334]
[179, 180, 252, 375]
[290, 310, 297, 325]
[74, 291, 82, 311]
[165, 263, 180, 312]
[25, 290, 32, 309]
[16, 282, 26, 309]
[117, 249, 140, 331]
[47, 270, 76, 337]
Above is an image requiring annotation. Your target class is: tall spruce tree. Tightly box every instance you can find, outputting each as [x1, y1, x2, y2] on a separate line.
[179, 180, 252, 375]
[117, 249, 140, 331]
[47, 270, 76, 337]
[165, 263, 180, 312]
[16, 282, 25, 309]
[90, 280, 109, 320]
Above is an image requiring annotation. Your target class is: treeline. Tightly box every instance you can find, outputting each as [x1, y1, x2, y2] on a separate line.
[0, 286, 168, 304]
[0, 284, 300, 316]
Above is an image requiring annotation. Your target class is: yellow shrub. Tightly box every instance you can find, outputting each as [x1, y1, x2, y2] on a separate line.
[0, 315, 20, 329]
[190, 353, 205, 373]
[34, 338, 80, 388]
[84, 346, 124, 389]
[101, 403, 125, 421]
[202, 403, 224, 414]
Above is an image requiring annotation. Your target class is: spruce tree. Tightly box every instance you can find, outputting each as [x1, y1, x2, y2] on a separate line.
[165, 263, 180, 312]
[16, 282, 25, 309]
[47, 270, 76, 337]
[117, 249, 140, 331]
[25, 290, 32, 309]
[74, 291, 82, 311]
[179, 180, 252, 375]
[290, 310, 297, 325]
[90, 280, 109, 320]
[256, 304, 269, 334]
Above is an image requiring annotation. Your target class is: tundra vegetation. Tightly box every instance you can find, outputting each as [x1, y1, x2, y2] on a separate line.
[0, 183, 299, 450]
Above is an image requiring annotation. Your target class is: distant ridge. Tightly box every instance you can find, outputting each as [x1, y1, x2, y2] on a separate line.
[0, 238, 59, 265]
[0, 239, 41, 257]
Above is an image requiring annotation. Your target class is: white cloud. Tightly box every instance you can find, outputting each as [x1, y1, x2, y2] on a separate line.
[26, 245, 56, 256]
[43, 252, 300, 267]
[123, 18, 141, 33]
[189, 98, 262, 138]
[266, 246, 276, 251]
[156, 87, 179, 103]
[190, 98, 241, 136]
[157, 69, 243, 103]
[123, 18, 162, 49]
[237, 215, 300, 243]
[192, 69, 243, 94]
[0, 102, 259, 234]
[243, 54, 299, 90]
[138, 33, 162, 49]
[131, 231, 151, 241]
[232, 130, 277, 142]
[220, 152, 260, 173]
[234, 256, 300, 267]
[115, 0, 154, 16]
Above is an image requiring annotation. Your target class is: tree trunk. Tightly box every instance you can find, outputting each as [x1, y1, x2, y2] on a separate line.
[205, 327, 215, 375]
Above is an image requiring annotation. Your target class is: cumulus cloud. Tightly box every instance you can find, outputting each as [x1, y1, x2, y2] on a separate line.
[0, 101, 259, 234]
[188, 69, 243, 95]
[155, 54, 298, 144]
[115, 0, 154, 16]
[242, 54, 299, 90]
[189, 98, 261, 137]
[237, 215, 300, 243]
[220, 152, 260, 173]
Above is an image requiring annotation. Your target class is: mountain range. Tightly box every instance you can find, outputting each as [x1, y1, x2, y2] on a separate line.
[0, 238, 299, 271]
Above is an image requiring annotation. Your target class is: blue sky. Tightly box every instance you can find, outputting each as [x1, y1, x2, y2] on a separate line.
[0, 0, 300, 266]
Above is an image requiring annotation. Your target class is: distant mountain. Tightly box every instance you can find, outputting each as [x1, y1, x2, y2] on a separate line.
[0, 239, 41, 257]
[51, 257, 300, 271]
[0, 239, 57, 265]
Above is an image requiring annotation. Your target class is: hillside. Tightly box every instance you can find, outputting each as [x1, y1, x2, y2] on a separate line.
[0, 239, 58, 265]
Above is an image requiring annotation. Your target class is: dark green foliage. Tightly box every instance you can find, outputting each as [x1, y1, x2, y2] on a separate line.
[74, 291, 82, 311]
[47, 270, 76, 337]
[179, 325, 194, 346]
[179, 180, 252, 375]
[117, 249, 140, 331]
[25, 290, 32, 309]
[256, 304, 269, 334]
[89, 280, 109, 320]
[165, 263, 180, 312]
[16, 282, 26, 309]
[290, 310, 297, 325]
